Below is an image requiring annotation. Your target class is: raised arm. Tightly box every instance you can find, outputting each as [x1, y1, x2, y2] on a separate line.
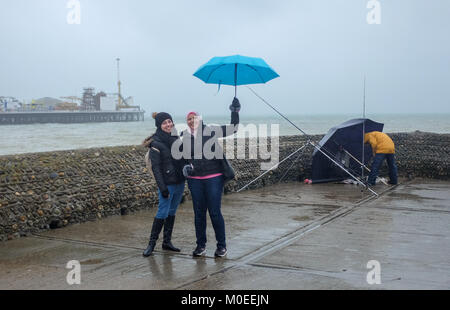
[220, 97, 241, 137]
[219, 110, 239, 137]
[202, 98, 241, 138]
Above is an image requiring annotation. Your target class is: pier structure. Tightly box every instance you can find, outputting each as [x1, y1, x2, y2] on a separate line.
[0, 111, 145, 125]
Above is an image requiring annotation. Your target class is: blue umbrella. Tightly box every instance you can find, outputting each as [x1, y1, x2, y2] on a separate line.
[193, 55, 279, 96]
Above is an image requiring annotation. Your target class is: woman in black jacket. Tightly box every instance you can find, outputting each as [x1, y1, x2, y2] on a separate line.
[142, 112, 185, 257]
[182, 98, 240, 258]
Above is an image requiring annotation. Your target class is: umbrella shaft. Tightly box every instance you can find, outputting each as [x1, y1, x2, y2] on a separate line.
[234, 64, 237, 97]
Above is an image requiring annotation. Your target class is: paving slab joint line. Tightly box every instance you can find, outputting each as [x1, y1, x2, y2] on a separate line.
[174, 182, 402, 289]
[249, 262, 346, 277]
[369, 205, 450, 214]
[232, 197, 342, 208]
[29, 234, 193, 258]
[248, 262, 389, 285]
[29, 234, 232, 261]
[174, 264, 236, 290]
[30, 234, 144, 251]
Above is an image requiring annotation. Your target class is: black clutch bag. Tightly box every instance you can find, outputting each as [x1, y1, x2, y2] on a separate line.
[221, 157, 235, 184]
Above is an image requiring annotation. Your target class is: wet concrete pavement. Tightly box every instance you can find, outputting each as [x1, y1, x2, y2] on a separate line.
[0, 179, 449, 289]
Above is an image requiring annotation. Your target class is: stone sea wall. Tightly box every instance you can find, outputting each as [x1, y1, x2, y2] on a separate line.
[0, 132, 449, 241]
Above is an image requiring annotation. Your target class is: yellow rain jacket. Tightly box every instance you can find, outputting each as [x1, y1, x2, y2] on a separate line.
[364, 131, 395, 154]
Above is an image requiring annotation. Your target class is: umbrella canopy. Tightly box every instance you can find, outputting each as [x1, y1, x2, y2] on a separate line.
[311, 118, 384, 184]
[193, 55, 279, 94]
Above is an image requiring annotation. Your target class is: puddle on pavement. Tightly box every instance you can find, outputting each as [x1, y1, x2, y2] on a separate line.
[386, 192, 440, 201]
[291, 216, 312, 221]
[286, 204, 306, 208]
[324, 194, 338, 200]
[80, 259, 104, 265]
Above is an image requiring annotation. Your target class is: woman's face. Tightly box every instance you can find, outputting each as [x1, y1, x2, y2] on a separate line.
[187, 114, 200, 131]
[161, 119, 174, 134]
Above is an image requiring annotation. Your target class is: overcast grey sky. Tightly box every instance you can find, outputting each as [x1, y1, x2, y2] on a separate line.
[1, 0, 449, 116]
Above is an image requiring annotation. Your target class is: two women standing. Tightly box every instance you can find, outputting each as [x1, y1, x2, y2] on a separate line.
[142, 98, 241, 258]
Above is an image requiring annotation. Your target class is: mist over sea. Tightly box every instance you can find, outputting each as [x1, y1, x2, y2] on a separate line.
[1, 113, 449, 156]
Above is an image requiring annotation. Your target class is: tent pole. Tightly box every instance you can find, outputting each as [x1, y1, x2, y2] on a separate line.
[331, 139, 388, 186]
[278, 147, 305, 183]
[235, 64, 238, 98]
[307, 141, 378, 196]
[237, 144, 309, 193]
[246, 85, 378, 196]
[361, 76, 366, 185]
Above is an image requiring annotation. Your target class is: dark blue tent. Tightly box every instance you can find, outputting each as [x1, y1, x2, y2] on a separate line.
[311, 118, 384, 184]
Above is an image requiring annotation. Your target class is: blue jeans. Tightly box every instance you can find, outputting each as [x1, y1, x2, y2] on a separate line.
[187, 176, 226, 249]
[156, 182, 185, 219]
[368, 153, 398, 185]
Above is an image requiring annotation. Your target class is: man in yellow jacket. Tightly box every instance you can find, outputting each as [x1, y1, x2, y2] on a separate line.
[364, 131, 398, 186]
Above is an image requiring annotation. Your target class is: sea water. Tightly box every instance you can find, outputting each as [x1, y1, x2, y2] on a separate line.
[0, 113, 449, 156]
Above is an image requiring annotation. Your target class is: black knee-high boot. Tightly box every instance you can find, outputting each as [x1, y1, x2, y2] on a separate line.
[143, 217, 165, 257]
[162, 215, 180, 252]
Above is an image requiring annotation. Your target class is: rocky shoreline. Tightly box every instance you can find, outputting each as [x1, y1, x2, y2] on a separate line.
[0, 131, 449, 242]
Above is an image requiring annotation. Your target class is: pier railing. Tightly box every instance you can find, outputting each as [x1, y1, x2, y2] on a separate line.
[0, 111, 145, 125]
